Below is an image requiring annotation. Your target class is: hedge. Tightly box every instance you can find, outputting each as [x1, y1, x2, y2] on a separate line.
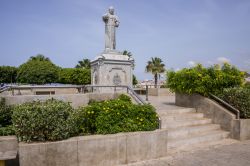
[218, 88, 250, 119]
[167, 63, 245, 96]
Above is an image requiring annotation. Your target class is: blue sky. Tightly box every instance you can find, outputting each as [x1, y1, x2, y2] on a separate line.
[0, 0, 250, 80]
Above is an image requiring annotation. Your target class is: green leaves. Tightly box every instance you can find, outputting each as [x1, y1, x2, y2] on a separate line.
[0, 66, 18, 83]
[12, 99, 75, 142]
[17, 55, 59, 84]
[75, 94, 158, 135]
[58, 68, 91, 85]
[218, 88, 250, 119]
[167, 63, 245, 96]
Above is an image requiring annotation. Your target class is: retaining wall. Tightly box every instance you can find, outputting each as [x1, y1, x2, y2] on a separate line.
[148, 88, 174, 96]
[19, 129, 168, 166]
[3, 93, 120, 108]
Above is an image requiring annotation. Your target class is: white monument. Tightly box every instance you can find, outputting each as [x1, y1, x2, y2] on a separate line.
[91, 6, 134, 90]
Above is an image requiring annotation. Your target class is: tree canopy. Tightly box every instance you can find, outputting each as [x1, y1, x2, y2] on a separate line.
[0, 66, 18, 83]
[17, 55, 59, 84]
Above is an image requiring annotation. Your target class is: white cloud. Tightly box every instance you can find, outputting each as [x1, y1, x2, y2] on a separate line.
[217, 57, 230, 64]
[188, 61, 196, 67]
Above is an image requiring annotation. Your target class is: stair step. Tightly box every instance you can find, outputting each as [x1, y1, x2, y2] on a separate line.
[168, 130, 230, 153]
[161, 118, 212, 129]
[160, 112, 204, 121]
[168, 124, 221, 140]
[157, 108, 196, 115]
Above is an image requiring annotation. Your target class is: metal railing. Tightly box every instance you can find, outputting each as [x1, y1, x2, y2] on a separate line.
[83, 85, 147, 105]
[209, 93, 240, 119]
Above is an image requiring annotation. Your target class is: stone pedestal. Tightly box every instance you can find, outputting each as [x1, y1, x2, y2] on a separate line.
[91, 51, 134, 92]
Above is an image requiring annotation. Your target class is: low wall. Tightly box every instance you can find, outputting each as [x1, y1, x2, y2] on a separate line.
[19, 129, 168, 166]
[175, 93, 250, 140]
[148, 88, 174, 96]
[3, 93, 120, 108]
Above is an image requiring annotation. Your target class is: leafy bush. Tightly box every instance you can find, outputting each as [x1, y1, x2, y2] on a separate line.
[76, 95, 159, 135]
[167, 63, 245, 96]
[0, 98, 15, 136]
[0, 98, 13, 127]
[0, 66, 18, 83]
[58, 68, 91, 85]
[118, 94, 132, 103]
[244, 82, 250, 89]
[12, 99, 75, 142]
[218, 88, 250, 119]
[17, 55, 59, 84]
[0, 125, 15, 136]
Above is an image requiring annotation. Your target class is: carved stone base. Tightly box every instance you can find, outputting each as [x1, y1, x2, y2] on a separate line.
[91, 52, 134, 92]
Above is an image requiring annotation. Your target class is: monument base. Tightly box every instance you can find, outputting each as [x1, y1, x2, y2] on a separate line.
[91, 51, 134, 93]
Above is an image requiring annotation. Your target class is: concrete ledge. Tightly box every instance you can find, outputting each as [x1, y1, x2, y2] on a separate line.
[3, 93, 120, 108]
[0, 136, 18, 160]
[18, 129, 168, 166]
[148, 88, 174, 96]
[175, 93, 250, 140]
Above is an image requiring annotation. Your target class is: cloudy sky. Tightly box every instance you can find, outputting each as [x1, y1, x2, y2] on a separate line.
[0, 0, 250, 80]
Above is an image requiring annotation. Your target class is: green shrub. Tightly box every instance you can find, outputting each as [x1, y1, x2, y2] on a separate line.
[218, 88, 250, 119]
[244, 82, 250, 89]
[118, 94, 132, 103]
[0, 125, 15, 136]
[0, 98, 13, 127]
[96, 102, 158, 134]
[0, 98, 15, 136]
[167, 63, 245, 96]
[12, 99, 75, 142]
[76, 95, 159, 135]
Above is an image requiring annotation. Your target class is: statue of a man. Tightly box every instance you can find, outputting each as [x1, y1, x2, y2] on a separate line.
[103, 6, 119, 51]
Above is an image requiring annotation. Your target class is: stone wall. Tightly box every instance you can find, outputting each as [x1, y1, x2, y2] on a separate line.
[1, 87, 79, 96]
[18, 129, 168, 166]
[148, 88, 174, 96]
[3, 93, 120, 108]
[175, 93, 250, 140]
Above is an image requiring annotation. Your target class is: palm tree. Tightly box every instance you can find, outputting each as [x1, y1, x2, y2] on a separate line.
[145, 57, 165, 88]
[75, 59, 91, 69]
[122, 50, 132, 57]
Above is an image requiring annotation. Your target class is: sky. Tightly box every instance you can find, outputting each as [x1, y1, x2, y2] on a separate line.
[0, 0, 250, 80]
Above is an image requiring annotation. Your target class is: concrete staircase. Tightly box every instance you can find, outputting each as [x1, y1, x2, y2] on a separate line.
[157, 107, 230, 154]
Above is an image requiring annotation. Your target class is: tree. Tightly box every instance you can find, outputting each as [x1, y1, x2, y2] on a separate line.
[30, 54, 50, 61]
[122, 50, 132, 57]
[75, 59, 91, 69]
[145, 57, 165, 88]
[0, 66, 18, 83]
[17, 55, 59, 84]
[58, 68, 91, 85]
[133, 74, 138, 85]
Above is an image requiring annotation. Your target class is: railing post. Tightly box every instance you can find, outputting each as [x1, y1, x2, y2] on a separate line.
[146, 85, 148, 101]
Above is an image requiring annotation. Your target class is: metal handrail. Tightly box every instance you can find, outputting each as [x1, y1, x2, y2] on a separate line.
[209, 93, 240, 119]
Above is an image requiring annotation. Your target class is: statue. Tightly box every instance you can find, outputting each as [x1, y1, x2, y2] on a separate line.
[103, 6, 119, 51]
